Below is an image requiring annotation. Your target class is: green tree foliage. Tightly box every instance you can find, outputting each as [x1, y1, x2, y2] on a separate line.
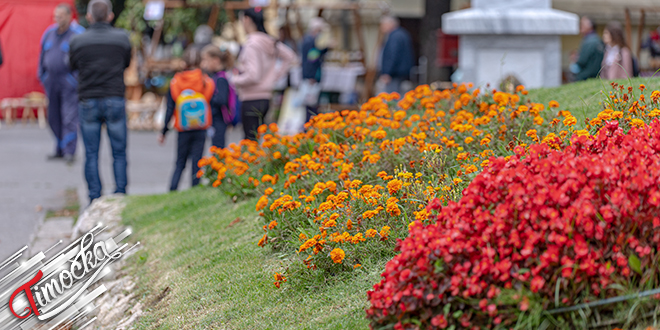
[115, 0, 225, 44]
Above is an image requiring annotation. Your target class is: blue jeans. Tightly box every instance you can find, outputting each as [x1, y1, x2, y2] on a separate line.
[79, 97, 128, 202]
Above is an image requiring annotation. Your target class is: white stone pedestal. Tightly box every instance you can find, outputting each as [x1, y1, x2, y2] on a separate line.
[442, 0, 579, 89]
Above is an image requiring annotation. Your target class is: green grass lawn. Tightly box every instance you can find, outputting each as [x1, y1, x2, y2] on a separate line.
[526, 77, 660, 127]
[122, 188, 382, 329]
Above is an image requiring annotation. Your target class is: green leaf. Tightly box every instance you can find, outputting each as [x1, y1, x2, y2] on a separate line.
[401, 318, 422, 326]
[555, 278, 561, 308]
[629, 254, 642, 275]
[518, 268, 530, 274]
[452, 310, 463, 319]
[434, 259, 445, 273]
[443, 303, 451, 315]
[448, 325, 456, 330]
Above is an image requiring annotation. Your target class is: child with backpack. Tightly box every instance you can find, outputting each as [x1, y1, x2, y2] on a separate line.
[201, 44, 237, 149]
[158, 47, 215, 191]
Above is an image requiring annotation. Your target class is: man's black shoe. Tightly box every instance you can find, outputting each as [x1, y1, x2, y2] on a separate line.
[47, 153, 64, 160]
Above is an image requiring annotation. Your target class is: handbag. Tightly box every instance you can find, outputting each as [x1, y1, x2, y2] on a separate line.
[294, 80, 322, 107]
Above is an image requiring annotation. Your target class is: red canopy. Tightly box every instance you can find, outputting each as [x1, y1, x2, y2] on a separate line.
[0, 0, 77, 103]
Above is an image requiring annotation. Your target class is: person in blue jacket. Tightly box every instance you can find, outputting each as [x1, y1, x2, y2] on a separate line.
[301, 17, 332, 124]
[38, 3, 84, 163]
[378, 16, 414, 94]
[201, 44, 234, 149]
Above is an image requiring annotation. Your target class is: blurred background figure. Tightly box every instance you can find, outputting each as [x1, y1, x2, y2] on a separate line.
[641, 26, 660, 68]
[377, 15, 414, 94]
[69, 0, 131, 203]
[230, 7, 295, 141]
[601, 21, 633, 80]
[571, 16, 604, 81]
[192, 24, 214, 53]
[278, 25, 297, 54]
[301, 17, 332, 124]
[38, 3, 84, 163]
[201, 44, 236, 149]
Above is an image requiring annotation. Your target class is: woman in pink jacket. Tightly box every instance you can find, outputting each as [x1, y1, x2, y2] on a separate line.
[232, 7, 296, 141]
[601, 21, 633, 80]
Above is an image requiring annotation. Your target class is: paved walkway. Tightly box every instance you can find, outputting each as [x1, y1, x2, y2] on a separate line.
[0, 124, 242, 260]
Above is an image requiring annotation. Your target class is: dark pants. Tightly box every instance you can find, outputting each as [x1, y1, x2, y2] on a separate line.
[79, 97, 128, 202]
[384, 77, 404, 94]
[241, 99, 270, 141]
[305, 105, 318, 124]
[45, 75, 78, 156]
[211, 116, 228, 149]
[170, 130, 206, 191]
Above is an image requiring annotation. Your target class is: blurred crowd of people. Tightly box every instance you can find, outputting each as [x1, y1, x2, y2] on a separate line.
[37, 1, 417, 201]
[570, 16, 638, 81]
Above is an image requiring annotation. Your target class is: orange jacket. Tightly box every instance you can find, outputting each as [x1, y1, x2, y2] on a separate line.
[170, 69, 215, 102]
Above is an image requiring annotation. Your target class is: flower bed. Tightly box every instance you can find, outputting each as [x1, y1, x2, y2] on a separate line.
[366, 83, 660, 329]
[198, 84, 577, 281]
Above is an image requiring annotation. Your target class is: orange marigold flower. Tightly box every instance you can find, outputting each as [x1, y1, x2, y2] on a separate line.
[652, 91, 660, 102]
[264, 188, 274, 196]
[325, 181, 337, 192]
[257, 124, 268, 135]
[414, 209, 428, 221]
[386, 201, 401, 216]
[330, 248, 345, 264]
[350, 233, 365, 244]
[256, 195, 269, 211]
[387, 179, 403, 195]
[353, 264, 362, 269]
[258, 234, 267, 247]
[346, 219, 354, 230]
[631, 118, 645, 128]
[261, 174, 273, 183]
[299, 233, 307, 241]
[370, 129, 387, 139]
[563, 116, 577, 126]
[299, 238, 317, 252]
[323, 219, 337, 228]
[549, 100, 559, 108]
[363, 209, 379, 219]
[379, 226, 391, 239]
[365, 229, 378, 238]
[268, 220, 278, 230]
[273, 151, 282, 159]
[273, 272, 287, 288]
